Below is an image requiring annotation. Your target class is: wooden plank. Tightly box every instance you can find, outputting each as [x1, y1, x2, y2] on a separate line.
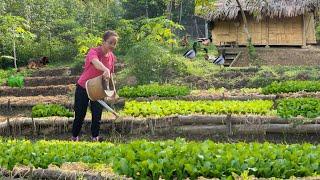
[305, 13, 317, 44]
[229, 51, 241, 67]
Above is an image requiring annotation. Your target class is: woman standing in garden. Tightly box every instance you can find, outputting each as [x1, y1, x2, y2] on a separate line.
[71, 30, 118, 142]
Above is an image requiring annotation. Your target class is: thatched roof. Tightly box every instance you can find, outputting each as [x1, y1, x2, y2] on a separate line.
[202, 0, 319, 21]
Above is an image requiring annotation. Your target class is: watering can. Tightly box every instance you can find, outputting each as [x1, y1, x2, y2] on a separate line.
[85, 74, 119, 117]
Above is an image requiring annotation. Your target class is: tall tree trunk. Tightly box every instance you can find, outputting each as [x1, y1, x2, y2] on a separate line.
[145, 0, 148, 18]
[235, 0, 251, 41]
[179, 0, 183, 24]
[13, 38, 17, 69]
[167, 0, 173, 20]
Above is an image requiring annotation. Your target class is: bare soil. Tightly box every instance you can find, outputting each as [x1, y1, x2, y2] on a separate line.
[235, 47, 320, 66]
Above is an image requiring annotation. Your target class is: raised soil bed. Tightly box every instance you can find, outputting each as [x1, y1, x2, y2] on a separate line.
[1, 115, 319, 142]
[0, 85, 75, 97]
[24, 76, 79, 87]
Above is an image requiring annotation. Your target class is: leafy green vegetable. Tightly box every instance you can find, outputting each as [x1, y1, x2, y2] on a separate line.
[118, 83, 190, 98]
[7, 75, 24, 88]
[262, 81, 320, 94]
[122, 100, 274, 117]
[32, 104, 73, 118]
[277, 98, 320, 118]
[1, 139, 320, 179]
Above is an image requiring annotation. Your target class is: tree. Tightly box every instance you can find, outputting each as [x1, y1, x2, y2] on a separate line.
[0, 15, 35, 69]
[235, 0, 251, 43]
[122, 0, 167, 19]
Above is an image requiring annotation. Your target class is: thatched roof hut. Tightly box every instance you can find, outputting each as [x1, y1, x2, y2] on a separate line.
[201, 0, 319, 46]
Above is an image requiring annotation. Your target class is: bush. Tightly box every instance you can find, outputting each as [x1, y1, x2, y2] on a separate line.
[277, 98, 320, 118]
[262, 81, 320, 94]
[32, 104, 73, 118]
[71, 56, 84, 75]
[0, 69, 15, 85]
[7, 75, 24, 88]
[125, 40, 187, 84]
[118, 83, 190, 98]
[16, 37, 77, 66]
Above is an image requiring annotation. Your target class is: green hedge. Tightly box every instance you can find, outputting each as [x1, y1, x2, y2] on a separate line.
[122, 100, 274, 117]
[1, 139, 320, 179]
[262, 81, 320, 94]
[32, 104, 73, 118]
[277, 98, 320, 118]
[118, 84, 190, 98]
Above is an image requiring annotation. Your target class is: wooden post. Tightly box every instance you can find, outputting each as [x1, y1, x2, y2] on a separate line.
[31, 117, 37, 136]
[226, 114, 233, 136]
[302, 15, 307, 48]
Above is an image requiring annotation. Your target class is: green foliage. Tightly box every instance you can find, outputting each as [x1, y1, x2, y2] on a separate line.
[71, 56, 84, 74]
[262, 81, 320, 94]
[122, 0, 167, 19]
[1, 68, 30, 86]
[122, 100, 274, 117]
[115, 19, 136, 56]
[277, 98, 320, 118]
[75, 33, 101, 58]
[0, 15, 35, 68]
[1, 138, 320, 179]
[51, 18, 86, 42]
[137, 16, 184, 46]
[7, 75, 24, 88]
[118, 83, 190, 98]
[32, 104, 73, 118]
[115, 17, 184, 56]
[0, 15, 35, 43]
[247, 38, 260, 66]
[0, 0, 123, 68]
[0, 55, 15, 69]
[194, 0, 216, 17]
[125, 40, 187, 84]
[183, 58, 220, 77]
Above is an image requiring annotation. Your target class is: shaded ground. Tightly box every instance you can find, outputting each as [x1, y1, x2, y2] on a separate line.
[235, 47, 320, 66]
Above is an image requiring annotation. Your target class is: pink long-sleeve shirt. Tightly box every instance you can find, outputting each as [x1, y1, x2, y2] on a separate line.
[77, 46, 116, 88]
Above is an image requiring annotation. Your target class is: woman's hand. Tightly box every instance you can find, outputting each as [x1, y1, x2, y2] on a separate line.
[102, 69, 111, 80]
[91, 59, 111, 80]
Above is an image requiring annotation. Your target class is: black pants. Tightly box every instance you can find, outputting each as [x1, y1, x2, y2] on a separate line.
[72, 84, 103, 137]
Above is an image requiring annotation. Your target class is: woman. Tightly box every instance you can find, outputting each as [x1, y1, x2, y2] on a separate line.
[71, 30, 118, 142]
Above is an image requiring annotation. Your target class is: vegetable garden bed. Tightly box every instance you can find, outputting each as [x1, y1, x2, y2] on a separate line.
[0, 163, 131, 180]
[1, 115, 320, 138]
[29, 67, 72, 77]
[23, 76, 79, 87]
[0, 96, 72, 109]
[0, 85, 75, 97]
[1, 139, 320, 179]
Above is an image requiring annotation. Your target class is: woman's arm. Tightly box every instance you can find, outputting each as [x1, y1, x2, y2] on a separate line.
[91, 59, 110, 78]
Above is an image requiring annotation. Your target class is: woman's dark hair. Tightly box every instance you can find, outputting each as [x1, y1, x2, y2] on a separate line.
[103, 30, 118, 42]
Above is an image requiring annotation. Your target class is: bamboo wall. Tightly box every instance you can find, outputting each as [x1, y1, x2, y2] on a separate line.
[212, 13, 316, 46]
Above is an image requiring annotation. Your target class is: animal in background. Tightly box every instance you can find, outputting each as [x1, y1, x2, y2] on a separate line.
[203, 48, 216, 61]
[198, 35, 213, 46]
[180, 34, 190, 47]
[212, 49, 225, 68]
[27, 56, 49, 69]
[183, 42, 198, 59]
